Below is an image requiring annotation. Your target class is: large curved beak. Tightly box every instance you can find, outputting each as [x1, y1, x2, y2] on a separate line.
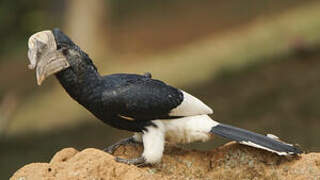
[28, 30, 70, 85]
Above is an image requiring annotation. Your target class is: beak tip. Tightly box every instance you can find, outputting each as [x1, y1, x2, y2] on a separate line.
[37, 76, 45, 86]
[37, 80, 42, 86]
[28, 64, 35, 70]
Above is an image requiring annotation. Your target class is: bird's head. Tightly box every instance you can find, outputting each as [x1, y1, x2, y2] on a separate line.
[28, 28, 94, 85]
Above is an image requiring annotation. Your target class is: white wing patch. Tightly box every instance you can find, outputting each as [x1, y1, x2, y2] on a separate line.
[169, 90, 213, 117]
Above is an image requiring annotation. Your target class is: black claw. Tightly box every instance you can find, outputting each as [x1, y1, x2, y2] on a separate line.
[115, 156, 147, 166]
[104, 146, 116, 154]
[104, 136, 142, 154]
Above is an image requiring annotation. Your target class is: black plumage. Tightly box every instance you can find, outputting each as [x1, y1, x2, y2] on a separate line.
[53, 29, 184, 132]
[28, 29, 302, 166]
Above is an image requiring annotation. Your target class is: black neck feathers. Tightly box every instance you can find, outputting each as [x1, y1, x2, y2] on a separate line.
[55, 55, 101, 108]
[52, 28, 101, 106]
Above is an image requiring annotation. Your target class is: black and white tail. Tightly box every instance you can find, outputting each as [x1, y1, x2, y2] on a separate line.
[211, 123, 302, 155]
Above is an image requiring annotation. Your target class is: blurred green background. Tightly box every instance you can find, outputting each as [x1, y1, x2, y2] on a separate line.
[1, 0, 320, 178]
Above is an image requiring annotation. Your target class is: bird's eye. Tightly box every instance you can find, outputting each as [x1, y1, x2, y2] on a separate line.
[62, 48, 69, 56]
[57, 44, 62, 50]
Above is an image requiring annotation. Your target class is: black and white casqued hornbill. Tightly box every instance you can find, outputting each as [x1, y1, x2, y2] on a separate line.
[27, 29, 302, 166]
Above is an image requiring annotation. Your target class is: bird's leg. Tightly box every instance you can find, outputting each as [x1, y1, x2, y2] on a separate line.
[114, 122, 165, 166]
[105, 134, 147, 166]
[115, 156, 148, 166]
[110, 123, 165, 166]
[104, 136, 142, 154]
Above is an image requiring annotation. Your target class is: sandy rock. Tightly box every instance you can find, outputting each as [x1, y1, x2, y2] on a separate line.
[49, 147, 79, 164]
[11, 142, 320, 180]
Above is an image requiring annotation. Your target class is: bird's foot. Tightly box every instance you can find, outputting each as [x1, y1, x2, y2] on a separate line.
[115, 156, 148, 167]
[104, 136, 142, 154]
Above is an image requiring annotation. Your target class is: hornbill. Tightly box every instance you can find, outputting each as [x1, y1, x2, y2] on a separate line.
[27, 29, 302, 166]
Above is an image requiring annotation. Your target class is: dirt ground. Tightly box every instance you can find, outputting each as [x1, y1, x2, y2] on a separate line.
[11, 142, 320, 180]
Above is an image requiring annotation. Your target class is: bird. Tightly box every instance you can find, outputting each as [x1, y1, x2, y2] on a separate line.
[27, 28, 302, 166]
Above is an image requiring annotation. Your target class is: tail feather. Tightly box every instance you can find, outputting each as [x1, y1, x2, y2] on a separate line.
[210, 123, 302, 155]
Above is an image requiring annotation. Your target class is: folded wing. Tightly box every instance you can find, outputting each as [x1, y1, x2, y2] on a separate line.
[101, 74, 213, 121]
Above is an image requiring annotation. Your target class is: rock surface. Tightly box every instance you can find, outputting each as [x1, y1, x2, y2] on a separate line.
[11, 142, 320, 180]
